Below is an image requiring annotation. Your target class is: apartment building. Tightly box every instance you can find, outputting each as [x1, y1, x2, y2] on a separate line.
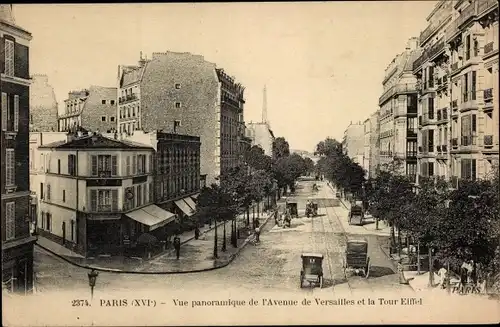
[58, 86, 117, 133]
[342, 121, 364, 165]
[413, 1, 454, 185]
[363, 118, 371, 176]
[116, 130, 202, 221]
[29, 74, 58, 132]
[34, 132, 181, 258]
[368, 111, 380, 178]
[378, 37, 420, 180]
[116, 52, 247, 185]
[246, 121, 275, 157]
[1, 4, 37, 294]
[446, 0, 499, 185]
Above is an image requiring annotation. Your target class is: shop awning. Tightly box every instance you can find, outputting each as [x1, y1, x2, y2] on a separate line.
[126, 205, 176, 231]
[191, 193, 200, 199]
[174, 199, 194, 217]
[184, 197, 197, 211]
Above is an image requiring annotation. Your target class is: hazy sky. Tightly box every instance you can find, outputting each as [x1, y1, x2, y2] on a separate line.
[15, 1, 436, 152]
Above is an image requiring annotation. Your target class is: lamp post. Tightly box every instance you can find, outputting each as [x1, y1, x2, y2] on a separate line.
[88, 269, 99, 300]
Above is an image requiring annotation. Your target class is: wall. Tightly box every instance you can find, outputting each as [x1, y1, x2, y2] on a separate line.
[247, 123, 274, 156]
[80, 86, 118, 133]
[29, 75, 58, 132]
[139, 52, 220, 185]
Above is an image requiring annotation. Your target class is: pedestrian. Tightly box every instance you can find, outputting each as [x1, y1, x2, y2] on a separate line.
[438, 265, 447, 289]
[460, 261, 469, 293]
[254, 226, 260, 243]
[173, 235, 181, 260]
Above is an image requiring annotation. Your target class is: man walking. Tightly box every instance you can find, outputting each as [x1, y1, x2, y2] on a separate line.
[173, 235, 181, 260]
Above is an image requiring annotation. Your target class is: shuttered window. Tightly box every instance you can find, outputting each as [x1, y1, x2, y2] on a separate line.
[5, 149, 15, 186]
[90, 190, 97, 211]
[149, 154, 153, 173]
[126, 156, 131, 175]
[91, 155, 98, 176]
[111, 190, 118, 211]
[14, 95, 19, 132]
[143, 184, 147, 205]
[137, 185, 142, 207]
[132, 155, 137, 175]
[2, 92, 7, 131]
[5, 202, 15, 240]
[111, 155, 117, 176]
[149, 182, 154, 203]
[47, 184, 51, 200]
[4, 40, 14, 76]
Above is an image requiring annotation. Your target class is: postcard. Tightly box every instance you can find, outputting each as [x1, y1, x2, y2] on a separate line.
[1, 1, 499, 326]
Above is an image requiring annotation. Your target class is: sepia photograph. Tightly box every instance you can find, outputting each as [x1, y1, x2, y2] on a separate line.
[1, 1, 499, 326]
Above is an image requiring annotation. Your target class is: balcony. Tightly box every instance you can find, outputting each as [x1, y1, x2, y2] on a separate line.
[459, 91, 479, 111]
[222, 95, 242, 111]
[407, 129, 417, 138]
[484, 88, 493, 101]
[478, 0, 498, 17]
[119, 93, 138, 104]
[484, 135, 493, 147]
[378, 83, 417, 105]
[461, 135, 477, 146]
[446, 19, 460, 42]
[457, 1, 478, 28]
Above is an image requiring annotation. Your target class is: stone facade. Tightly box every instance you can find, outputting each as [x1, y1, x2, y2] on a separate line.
[29, 74, 58, 132]
[246, 121, 275, 157]
[117, 52, 246, 185]
[58, 86, 118, 134]
[342, 122, 364, 165]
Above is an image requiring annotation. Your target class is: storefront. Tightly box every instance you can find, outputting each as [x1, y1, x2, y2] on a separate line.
[2, 238, 36, 294]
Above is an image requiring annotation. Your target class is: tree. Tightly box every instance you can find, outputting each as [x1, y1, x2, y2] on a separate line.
[244, 145, 272, 172]
[273, 137, 290, 159]
[197, 183, 238, 257]
[315, 137, 342, 157]
[303, 157, 315, 175]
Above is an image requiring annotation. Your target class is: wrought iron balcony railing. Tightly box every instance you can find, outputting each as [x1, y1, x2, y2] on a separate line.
[478, 0, 498, 16]
[484, 88, 493, 101]
[484, 135, 493, 146]
[119, 93, 138, 104]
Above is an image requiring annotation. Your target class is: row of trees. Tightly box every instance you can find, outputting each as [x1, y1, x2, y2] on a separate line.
[315, 137, 499, 288]
[198, 137, 313, 258]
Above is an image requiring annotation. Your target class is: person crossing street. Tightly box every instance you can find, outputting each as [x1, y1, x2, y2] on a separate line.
[173, 235, 181, 260]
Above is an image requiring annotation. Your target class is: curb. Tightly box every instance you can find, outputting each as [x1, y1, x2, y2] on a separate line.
[35, 210, 276, 275]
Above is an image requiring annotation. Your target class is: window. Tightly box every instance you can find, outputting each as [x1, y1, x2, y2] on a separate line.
[132, 155, 137, 175]
[46, 213, 52, 232]
[4, 39, 14, 76]
[175, 102, 181, 108]
[5, 202, 15, 240]
[461, 159, 477, 180]
[126, 156, 131, 175]
[110, 116, 115, 122]
[149, 182, 154, 203]
[428, 162, 434, 177]
[175, 83, 181, 89]
[68, 154, 76, 176]
[47, 184, 51, 200]
[174, 120, 181, 132]
[463, 73, 469, 102]
[5, 149, 15, 186]
[40, 183, 44, 200]
[428, 66, 434, 88]
[465, 34, 471, 61]
[14, 95, 19, 132]
[1, 93, 17, 132]
[471, 71, 476, 100]
[91, 155, 117, 176]
[90, 189, 119, 212]
[62, 190, 66, 202]
[58, 159, 61, 174]
[137, 154, 147, 174]
[102, 100, 106, 105]
[428, 98, 434, 119]
[136, 185, 142, 207]
[101, 116, 107, 122]
[1, 92, 7, 131]
[110, 100, 115, 105]
[428, 130, 434, 152]
[71, 220, 75, 241]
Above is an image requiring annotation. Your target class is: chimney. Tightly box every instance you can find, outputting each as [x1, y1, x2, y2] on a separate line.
[139, 51, 146, 67]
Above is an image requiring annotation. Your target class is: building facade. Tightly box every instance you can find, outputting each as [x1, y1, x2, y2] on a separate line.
[58, 86, 118, 134]
[379, 37, 420, 180]
[362, 118, 371, 177]
[1, 4, 36, 294]
[412, 0, 499, 186]
[34, 133, 180, 258]
[116, 52, 246, 185]
[368, 111, 380, 178]
[342, 121, 364, 165]
[118, 130, 201, 222]
[29, 74, 58, 132]
[246, 121, 275, 157]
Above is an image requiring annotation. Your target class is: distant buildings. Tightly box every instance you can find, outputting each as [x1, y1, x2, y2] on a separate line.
[362, 118, 371, 176]
[368, 111, 380, 178]
[116, 52, 247, 185]
[378, 37, 420, 180]
[342, 121, 364, 165]
[1, 4, 36, 294]
[58, 86, 117, 133]
[29, 74, 58, 132]
[246, 122, 275, 157]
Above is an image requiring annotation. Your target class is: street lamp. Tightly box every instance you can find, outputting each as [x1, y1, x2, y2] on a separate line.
[88, 269, 99, 300]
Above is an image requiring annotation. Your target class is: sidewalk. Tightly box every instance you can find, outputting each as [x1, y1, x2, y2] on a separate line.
[36, 209, 276, 274]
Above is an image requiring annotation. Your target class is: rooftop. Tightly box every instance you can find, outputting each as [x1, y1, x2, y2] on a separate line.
[39, 133, 154, 150]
